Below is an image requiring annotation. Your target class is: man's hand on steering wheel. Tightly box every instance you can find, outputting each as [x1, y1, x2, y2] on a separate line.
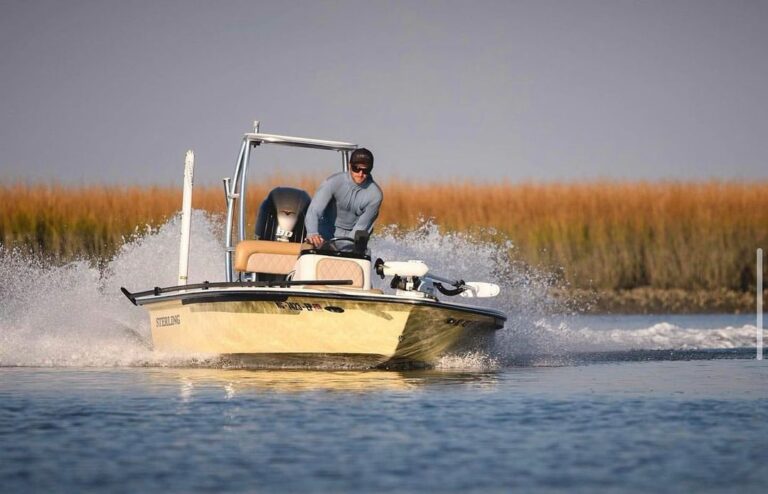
[307, 234, 324, 248]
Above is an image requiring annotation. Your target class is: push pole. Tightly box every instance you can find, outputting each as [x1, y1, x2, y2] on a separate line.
[758, 248, 763, 360]
[178, 150, 195, 285]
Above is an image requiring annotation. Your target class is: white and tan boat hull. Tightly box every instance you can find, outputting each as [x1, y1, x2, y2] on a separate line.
[140, 289, 505, 367]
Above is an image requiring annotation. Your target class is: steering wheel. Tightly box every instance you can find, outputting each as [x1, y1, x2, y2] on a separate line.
[318, 237, 356, 252]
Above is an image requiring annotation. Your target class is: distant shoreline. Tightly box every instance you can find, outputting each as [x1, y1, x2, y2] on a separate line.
[552, 288, 763, 315]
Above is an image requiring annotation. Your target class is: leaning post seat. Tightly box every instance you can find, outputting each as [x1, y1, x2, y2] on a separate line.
[294, 253, 372, 290]
[234, 240, 311, 275]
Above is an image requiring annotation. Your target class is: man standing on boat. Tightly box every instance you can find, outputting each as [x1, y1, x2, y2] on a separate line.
[305, 148, 383, 249]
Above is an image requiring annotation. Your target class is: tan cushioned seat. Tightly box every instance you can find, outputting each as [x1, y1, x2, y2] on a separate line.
[234, 240, 311, 274]
[316, 258, 365, 288]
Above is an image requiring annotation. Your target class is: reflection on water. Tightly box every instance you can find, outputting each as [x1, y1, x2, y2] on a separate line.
[1, 363, 766, 493]
[152, 368, 500, 396]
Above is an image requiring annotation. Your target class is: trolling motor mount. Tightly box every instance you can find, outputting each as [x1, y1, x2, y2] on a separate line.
[433, 282, 466, 296]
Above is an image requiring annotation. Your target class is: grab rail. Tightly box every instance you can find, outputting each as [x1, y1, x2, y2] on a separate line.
[120, 279, 353, 305]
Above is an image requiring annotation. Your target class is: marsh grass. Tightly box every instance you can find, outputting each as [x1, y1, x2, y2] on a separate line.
[387, 180, 768, 292]
[2, 180, 766, 292]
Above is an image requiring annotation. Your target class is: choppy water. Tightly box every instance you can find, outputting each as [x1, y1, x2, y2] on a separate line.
[1, 213, 765, 492]
[1, 360, 766, 493]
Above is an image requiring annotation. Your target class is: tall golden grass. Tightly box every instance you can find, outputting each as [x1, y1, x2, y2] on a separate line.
[388, 180, 768, 291]
[1, 180, 766, 291]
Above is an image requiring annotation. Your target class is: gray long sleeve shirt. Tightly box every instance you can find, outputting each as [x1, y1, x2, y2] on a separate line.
[305, 171, 383, 239]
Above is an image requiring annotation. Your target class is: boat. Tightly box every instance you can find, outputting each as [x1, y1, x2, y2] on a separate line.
[121, 122, 507, 368]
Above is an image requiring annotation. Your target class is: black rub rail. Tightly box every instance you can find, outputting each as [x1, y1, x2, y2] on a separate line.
[120, 279, 353, 306]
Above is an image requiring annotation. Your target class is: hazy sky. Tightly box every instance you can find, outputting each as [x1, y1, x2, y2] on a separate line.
[1, 0, 766, 185]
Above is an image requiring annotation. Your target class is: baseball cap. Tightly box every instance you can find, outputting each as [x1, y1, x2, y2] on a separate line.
[349, 148, 374, 169]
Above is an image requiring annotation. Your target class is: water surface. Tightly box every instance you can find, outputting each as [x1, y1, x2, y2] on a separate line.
[2, 351, 766, 493]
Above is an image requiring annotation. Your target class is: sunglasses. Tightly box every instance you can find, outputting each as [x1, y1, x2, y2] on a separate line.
[351, 164, 371, 174]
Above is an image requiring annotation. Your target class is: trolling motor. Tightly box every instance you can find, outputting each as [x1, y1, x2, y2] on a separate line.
[374, 259, 500, 299]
